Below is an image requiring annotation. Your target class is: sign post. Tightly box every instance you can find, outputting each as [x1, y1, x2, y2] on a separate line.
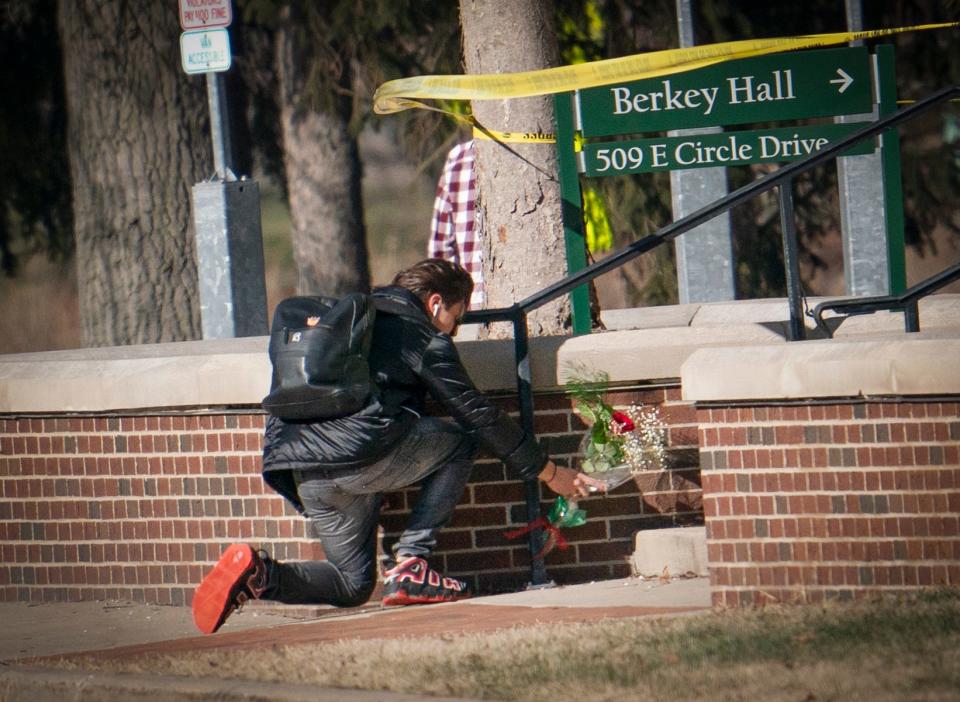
[179, 0, 268, 340]
[876, 45, 906, 294]
[670, 0, 734, 305]
[835, 2, 896, 297]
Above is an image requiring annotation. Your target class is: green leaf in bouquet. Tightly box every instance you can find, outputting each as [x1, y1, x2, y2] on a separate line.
[586, 454, 615, 473]
[583, 458, 601, 473]
[601, 442, 623, 464]
[578, 404, 598, 424]
[611, 442, 626, 464]
[590, 422, 609, 445]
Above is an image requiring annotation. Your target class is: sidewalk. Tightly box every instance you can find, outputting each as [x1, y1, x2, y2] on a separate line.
[1, 576, 710, 700]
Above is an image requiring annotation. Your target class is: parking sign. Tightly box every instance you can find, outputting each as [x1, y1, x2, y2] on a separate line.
[178, 0, 232, 30]
[180, 28, 232, 74]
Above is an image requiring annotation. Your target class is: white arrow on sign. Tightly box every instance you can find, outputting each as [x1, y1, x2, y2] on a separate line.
[829, 68, 854, 94]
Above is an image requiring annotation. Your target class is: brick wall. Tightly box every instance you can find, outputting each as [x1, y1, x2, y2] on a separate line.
[382, 387, 702, 593]
[0, 384, 700, 603]
[699, 400, 960, 607]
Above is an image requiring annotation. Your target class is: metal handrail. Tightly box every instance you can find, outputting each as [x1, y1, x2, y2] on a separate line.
[459, 83, 960, 586]
[812, 260, 960, 336]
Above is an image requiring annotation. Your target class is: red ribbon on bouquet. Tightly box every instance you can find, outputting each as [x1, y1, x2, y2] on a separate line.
[503, 516, 570, 559]
[502, 496, 586, 559]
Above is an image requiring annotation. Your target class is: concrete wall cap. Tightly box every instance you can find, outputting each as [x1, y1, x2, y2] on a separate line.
[2, 295, 957, 413]
[556, 324, 786, 385]
[681, 333, 960, 401]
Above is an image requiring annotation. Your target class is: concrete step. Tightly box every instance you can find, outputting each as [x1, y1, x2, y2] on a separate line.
[631, 526, 708, 578]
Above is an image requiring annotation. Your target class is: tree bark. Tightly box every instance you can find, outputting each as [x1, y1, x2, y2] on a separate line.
[57, 2, 208, 346]
[275, 9, 370, 297]
[459, 0, 569, 336]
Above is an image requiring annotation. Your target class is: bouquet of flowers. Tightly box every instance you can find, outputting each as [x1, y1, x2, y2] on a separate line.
[502, 370, 667, 557]
[566, 370, 667, 481]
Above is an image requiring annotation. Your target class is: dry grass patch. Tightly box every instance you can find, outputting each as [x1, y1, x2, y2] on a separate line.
[49, 589, 960, 701]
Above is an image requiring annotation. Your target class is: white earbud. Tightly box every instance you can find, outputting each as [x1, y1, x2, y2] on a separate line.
[432, 303, 440, 317]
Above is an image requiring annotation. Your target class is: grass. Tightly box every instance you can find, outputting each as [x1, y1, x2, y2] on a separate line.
[48, 588, 960, 701]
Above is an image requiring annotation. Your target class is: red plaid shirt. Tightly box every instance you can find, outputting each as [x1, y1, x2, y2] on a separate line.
[429, 140, 484, 306]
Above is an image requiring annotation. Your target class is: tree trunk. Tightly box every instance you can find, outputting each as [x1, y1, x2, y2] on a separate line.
[459, 0, 569, 336]
[57, 2, 208, 346]
[275, 10, 370, 297]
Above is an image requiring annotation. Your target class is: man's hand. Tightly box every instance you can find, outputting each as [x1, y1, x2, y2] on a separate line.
[538, 461, 604, 498]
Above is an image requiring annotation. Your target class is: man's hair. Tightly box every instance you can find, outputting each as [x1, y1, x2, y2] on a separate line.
[392, 258, 474, 307]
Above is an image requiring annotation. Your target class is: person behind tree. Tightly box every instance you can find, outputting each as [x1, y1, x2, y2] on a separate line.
[428, 140, 612, 312]
[429, 140, 484, 307]
[192, 258, 599, 634]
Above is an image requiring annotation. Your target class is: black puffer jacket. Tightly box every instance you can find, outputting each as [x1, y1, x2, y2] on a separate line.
[262, 286, 548, 512]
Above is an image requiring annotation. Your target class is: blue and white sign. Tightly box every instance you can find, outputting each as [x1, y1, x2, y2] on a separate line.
[180, 28, 231, 74]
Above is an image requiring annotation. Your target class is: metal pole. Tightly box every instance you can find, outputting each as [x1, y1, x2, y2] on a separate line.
[205, 72, 235, 181]
[844, 0, 863, 43]
[671, 0, 735, 304]
[778, 178, 806, 341]
[513, 311, 550, 586]
[837, 0, 890, 296]
[194, 67, 267, 339]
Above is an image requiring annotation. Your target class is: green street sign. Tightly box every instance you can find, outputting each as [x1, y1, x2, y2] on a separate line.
[581, 122, 875, 176]
[577, 47, 872, 136]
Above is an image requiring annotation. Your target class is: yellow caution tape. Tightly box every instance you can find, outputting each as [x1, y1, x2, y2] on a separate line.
[583, 187, 613, 254]
[470, 126, 590, 152]
[374, 23, 957, 115]
[424, 105, 558, 143]
[472, 128, 556, 143]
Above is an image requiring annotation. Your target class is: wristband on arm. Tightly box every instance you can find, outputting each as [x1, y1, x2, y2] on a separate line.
[541, 462, 558, 483]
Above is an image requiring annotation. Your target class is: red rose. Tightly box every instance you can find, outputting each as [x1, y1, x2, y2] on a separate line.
[611, 411, 635, 433]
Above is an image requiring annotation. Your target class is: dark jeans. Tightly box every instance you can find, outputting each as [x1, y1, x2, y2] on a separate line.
[262, 417, 476, 607]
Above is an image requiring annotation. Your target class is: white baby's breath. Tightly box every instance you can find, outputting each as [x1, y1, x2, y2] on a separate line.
[617, 403, 667, 473]
[567, 367, 667, 475]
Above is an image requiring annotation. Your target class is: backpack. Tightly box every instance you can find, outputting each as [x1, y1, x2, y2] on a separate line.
[261, 292, 377, 421]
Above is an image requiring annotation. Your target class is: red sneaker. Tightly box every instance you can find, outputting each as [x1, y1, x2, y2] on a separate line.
[192, 544, 266, 634]
[381, 556, 471, 606]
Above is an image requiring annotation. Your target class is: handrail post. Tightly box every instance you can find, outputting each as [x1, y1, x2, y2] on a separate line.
[779, 177, 806, 341]
[513, 310, 549, 586]
[904, 300, 920, 332]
